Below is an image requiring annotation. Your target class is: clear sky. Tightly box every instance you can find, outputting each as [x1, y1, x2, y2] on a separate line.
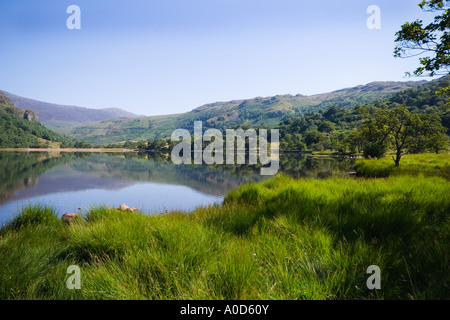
[0, 0, 438, 116]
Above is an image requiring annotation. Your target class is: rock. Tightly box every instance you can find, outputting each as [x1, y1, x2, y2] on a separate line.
[120, 204, 130, 211]
[23, 109, 39, 122]
[119, 204, 138, 212]
[62, 213, 81, 224]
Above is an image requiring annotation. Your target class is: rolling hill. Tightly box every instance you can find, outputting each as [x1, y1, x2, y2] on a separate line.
[0, 92, 75, 148]
[69, 79, 428, 145]
[0, 91, 39, 122]
[0, 91, 141, 134]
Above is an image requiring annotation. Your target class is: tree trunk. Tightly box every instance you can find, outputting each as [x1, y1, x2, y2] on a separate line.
[394, 149, 402, 167]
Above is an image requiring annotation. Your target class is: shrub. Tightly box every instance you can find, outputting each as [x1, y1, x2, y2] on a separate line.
[363, 142, 387, 159]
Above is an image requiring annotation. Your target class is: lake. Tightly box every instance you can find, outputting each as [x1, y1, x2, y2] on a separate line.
[0, 152, 355, 225]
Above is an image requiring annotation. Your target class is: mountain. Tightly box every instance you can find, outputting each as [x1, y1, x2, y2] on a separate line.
[0, 91, 141, 133]
[0, 93, 75, 148]
[69, 79, 428, 145]
[0, 91, 39, 122]
[277, 74, 450, 152]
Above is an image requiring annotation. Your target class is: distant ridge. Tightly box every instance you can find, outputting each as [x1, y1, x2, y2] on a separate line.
[70, 78, 434, 144]
[0, 92, 74, 148]
[0, 91, 141, 123]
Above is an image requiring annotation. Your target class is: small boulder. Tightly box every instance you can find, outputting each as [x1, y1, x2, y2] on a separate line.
[62, 213, 81, 224]
[119, 204, 138, 212]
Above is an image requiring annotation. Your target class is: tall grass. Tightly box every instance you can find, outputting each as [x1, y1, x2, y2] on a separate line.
[354, 152, 450, 178]
[0, 175, 448, 300]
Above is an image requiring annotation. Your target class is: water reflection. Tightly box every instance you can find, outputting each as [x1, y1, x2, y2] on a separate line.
[0, 152, 354, 224]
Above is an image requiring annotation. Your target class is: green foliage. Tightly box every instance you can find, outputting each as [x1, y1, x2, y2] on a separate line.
[146, 138, 170, 151]
[1, 205, 61, 234]
[74, 141, 92, 148]
[0, 91, 79, 148]
[69, 81, 425, 145]
[355, 152, 450, 178]
[276, 76, 449, 154]
[0, 108, 76, 148]
[389, 74, 450, 127]
[358, 106, 447, 165]
[318, 120, 336, 133]
[108, 76, 449, 156]
[123, 140, 137, 149]
[280, 133, 307, 152]
[363, 143, 388, 159]
[0, 174, 448, 299]
[278, 107, 363, 153]
[394, 0, 450, 77]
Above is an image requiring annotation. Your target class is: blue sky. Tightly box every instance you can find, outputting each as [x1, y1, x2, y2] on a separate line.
[0, 0, 438, 116]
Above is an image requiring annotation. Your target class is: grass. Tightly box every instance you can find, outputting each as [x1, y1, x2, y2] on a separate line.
[354, 152, 450, 179]
[42, 120, 85, 135]
[0, 173, 448, 300]
[37, 138, 61, 149]
[70, 114, 183, 145]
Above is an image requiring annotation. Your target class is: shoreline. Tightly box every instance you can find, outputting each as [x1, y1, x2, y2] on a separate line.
[0, 148, 139, 153]
[0, 148, 364, 158]
[0, 174, 447, 300]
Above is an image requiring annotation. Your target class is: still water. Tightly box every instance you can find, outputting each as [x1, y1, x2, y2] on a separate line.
[0, 152, 355, 225]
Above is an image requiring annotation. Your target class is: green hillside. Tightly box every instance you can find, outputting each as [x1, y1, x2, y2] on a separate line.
[70, 80, 428, 145]
[0, 92, 76, 148]
[278, 74, 449, 153]
[71, 114, 183, 145]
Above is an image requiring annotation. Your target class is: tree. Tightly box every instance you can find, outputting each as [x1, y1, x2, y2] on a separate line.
[137, 141, 148, 150]
[358, 108, 392, 159]
[394, 0, 449, 77]
[304, 129, 324, 146]
[359, 106, 447, 166]
[280, 133, 307, 152]
[74, 140, 91, 148]
[318, 121, 336, 133]
[124, 140, 137, 149]
[409, 113, 449, 152]
[346, 130, 365, 154]
[146, 138, 168, 151]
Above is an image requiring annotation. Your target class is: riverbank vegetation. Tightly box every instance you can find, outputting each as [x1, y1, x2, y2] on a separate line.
[0, 170, 448, 300]
[355, 152, 450, 178]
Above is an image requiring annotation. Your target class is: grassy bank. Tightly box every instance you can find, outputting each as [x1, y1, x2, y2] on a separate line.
[0, 174, 448, 300]
[354, 152, 450, 179]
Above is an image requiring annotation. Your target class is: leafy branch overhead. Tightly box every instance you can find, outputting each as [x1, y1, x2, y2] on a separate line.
[394, 0, 450, 77]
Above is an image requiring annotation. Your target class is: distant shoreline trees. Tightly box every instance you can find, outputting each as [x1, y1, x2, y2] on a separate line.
[357, 106, 447, 166]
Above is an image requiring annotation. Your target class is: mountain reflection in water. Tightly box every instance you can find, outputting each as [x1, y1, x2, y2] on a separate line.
[0, 152, 355, 225]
